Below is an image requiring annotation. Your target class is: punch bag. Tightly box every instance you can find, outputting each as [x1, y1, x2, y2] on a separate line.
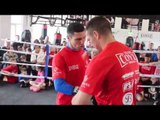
[21, 30, 31, 42]
[140, 41, 145, 50]
[132, 42, 140, 50]
[125, 36, 134, 48]
[54, 27, 61, 45]
[41, 24, 47, 40]
[132, 42, 140, 60]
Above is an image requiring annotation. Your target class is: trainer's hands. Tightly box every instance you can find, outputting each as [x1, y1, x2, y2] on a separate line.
[82, 51, 88, 60]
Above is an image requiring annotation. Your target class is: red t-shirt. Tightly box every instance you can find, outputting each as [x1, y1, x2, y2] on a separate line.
[80, 41, 139, 105]
[139, 62, 156, 75]
[52, 47, 89, 105]
[1, 65, 18, 83]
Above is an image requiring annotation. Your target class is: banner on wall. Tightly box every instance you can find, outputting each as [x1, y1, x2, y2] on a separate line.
[112, 28, 160, 49]
[138, 31, 160, 49]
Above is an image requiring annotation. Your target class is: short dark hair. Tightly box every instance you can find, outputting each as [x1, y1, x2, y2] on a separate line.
[86, 16, 112, 35]
[67, 22, 85, 35]
[145, 53, 152, 58]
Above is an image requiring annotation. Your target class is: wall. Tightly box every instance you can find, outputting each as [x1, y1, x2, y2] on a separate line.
[0, 15, 160, 49]
[112, 17, 160, 49]
[0, 15, 11, 47]
[113, 28, 160, 49]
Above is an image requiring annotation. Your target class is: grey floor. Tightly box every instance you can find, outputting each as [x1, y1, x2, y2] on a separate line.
[0, 82, 155, 105]
[0, 83, 57, 105]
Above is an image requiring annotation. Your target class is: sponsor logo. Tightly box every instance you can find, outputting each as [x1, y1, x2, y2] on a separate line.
[82, 75, 90, 88]
[122, 72, 134, 80]
[82, 82, 90, 88]
[52, 67, 62, 76]
[140, 33, 153, 39]
[68, 64, 79, 71]
[123, 80, 134, 92]
[116, 51, 138, 68]
[122, 92, 133, 105]
[83, 75, 88, 82]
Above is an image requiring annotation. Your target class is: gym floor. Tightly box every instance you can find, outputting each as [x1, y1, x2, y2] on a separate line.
[0, 82, 56, 105]
[0, 82, 154, 105]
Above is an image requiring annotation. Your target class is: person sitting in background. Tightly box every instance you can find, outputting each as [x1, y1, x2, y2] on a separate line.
[44, 36, 51, 45]
[147, 42, 157, 62]
[139, 53, 156, 100]
[12, 35, 23, 51]
[2, 44, 18, 68]
[30, 40, 41, 80]
[18, 55, 32, 88]
[150, 46, 160, 62]
[30, 42, 47, 92]
[136, 79, 144, 102]
[62, 40, 67, 46]
[4, 38, 11, 49]
[0, 46, 7, 70]
[0, 58, 18, 84]
[29, 67, 45, 92]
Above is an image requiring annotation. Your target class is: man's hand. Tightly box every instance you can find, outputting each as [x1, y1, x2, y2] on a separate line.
[73, 86, 79, 94]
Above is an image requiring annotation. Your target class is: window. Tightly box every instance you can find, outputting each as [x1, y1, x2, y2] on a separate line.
[10, 15, 23, 41]
[32, 24, 67, 44]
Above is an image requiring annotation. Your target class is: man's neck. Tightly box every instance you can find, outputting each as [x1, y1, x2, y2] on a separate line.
[67, 42, 80, 51]
[101, 35, 116, 50]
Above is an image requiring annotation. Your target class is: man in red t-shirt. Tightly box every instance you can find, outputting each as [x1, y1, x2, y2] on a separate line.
[72, 16, 140, 105]
[52, 22, 89, 105]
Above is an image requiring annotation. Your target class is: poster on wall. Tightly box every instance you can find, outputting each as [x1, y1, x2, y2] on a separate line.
[121, 17, 142, 30]
[138, 31, 160, 49]
[148, 19, 160, 32]
[105, 16, 115, 28]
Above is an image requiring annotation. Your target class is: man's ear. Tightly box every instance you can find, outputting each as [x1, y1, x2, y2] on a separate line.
[93, 31, 100, 40]
[67, 35, 71, 41]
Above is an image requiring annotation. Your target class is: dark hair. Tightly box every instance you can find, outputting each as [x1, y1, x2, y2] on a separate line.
[34, 39, 40, 44]
[86, 16, 112, 35]
[145, 53, 152, 58]
[67, 22, 85, 35]
[20, 54, 27, 60]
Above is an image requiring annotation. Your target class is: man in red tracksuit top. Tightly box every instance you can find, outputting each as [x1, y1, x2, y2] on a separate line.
[52, 22, 89, 105]
[72, 16, 140, 105]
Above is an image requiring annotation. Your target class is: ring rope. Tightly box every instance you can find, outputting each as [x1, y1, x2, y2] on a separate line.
[0, 61, 52, 68]
[0, 49, 55, 58]
[0, 71, 52, 80]
[140, 74, 160, 78]
[139, 63, 157, 66]
[1, 39, 96, 51]
[1, 39, 61, 48]
[137, 85, 160, 88]
[133, 50, 160, 54]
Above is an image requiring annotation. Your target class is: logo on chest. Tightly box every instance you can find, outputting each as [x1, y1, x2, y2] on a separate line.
[68, 64, 79, 71]
[116, 51, 138, 68]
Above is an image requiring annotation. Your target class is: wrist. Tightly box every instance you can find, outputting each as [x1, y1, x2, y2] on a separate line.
[73, 86, 79, 94]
